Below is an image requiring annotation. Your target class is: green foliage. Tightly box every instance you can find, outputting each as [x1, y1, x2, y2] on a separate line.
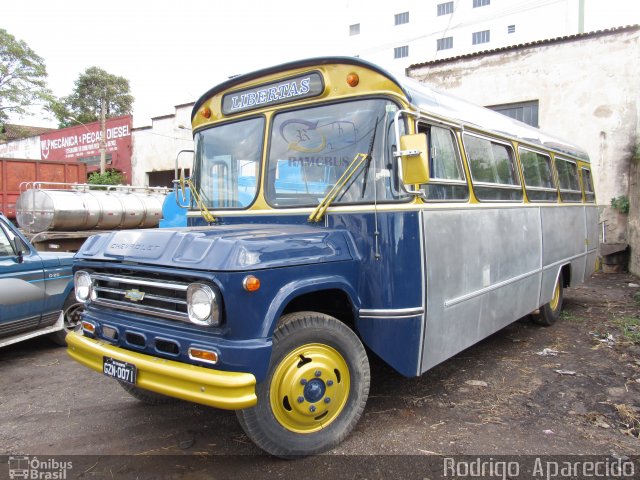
[53, 66, 133, 128]
[614, 316, 640, 344]
[611, 195, 630, 214]
[87, 169, 126, 188]
[0, 29, 52, 130]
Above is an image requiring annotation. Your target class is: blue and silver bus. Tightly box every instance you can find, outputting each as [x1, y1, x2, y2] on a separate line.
[67, 57, 598, 457]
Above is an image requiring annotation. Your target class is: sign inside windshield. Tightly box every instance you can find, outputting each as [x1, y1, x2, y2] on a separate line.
[222, 72, 324, 115]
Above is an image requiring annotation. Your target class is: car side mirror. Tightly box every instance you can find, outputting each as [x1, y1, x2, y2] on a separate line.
[399, 133, 430, 185]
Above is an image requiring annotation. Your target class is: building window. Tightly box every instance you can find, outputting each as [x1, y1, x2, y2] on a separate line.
[488, 100, 539, 127]
[472, 30, 490, 45]
[473, 0, 490, 7]
[437, 36, 453, 51]
[394, 12, 409, 25]
[437, 2, 454, 16]
[508, 24, 516, 34]
[394, 45, 409, 58]
[349, 23, 360, 36]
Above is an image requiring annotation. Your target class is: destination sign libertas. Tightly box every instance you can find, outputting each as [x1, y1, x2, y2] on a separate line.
[222, 72, 324, 115]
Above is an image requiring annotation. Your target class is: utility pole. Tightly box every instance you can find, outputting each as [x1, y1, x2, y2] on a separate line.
[99, 97, 107, 174]
[578, 0, 585, 34]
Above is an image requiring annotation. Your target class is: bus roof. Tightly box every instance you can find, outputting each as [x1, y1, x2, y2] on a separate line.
[192, 56, 589, 162]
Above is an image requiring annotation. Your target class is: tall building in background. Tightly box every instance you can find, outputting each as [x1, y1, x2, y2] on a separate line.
[347, 0, 639, 72]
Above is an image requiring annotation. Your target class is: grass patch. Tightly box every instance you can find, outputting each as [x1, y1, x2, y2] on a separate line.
[560, 310, 582, 322]
[613, 316, 640, 344]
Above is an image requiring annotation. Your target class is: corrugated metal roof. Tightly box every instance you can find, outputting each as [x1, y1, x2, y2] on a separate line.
[407, 24, 639, 70]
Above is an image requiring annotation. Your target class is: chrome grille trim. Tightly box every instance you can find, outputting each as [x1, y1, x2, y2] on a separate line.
[93, 298, 188, 322]
[89, 273, 189, 322]
[91, 273, 189, 291]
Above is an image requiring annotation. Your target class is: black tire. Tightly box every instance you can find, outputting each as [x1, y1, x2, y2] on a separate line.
[118, 381, 178, 405]
[236, 312, 370, 458]
[50, 291, 84, 346]
[532, 272, 564, 326]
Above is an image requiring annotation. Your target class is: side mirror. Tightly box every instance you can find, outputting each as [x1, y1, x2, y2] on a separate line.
[399, 133, 430, 185]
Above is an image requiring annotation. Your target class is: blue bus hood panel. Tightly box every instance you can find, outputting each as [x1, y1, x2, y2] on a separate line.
[75, 225, 357, 271]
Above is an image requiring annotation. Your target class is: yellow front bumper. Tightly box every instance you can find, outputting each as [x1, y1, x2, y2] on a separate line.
[66, 332, 257, 410]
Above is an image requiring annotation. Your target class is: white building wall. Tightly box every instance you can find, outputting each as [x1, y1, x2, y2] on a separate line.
[347, 0, 640, 72]
[130, 104, 194, 187]
[0, 136, 41, 159]
[408, 27, 640, 244]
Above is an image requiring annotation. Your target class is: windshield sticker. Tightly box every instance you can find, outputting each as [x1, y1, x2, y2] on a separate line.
[222, 72, 324, 115]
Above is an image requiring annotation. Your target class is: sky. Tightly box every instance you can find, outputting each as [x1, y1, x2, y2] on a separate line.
[3, 0, 352, 128]
[3, 0, 637, 129]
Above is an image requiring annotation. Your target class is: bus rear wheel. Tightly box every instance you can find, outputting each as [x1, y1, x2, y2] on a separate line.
[533, 272, 564, 326]
[236, 312, 370, 458]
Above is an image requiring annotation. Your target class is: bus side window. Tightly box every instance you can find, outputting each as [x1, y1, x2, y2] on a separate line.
[417, 123, 468, 201]
[519, 148, 557, 202]
[555, 157, 582, 202]
[463, 133, 522, 201]
[581, 167, 596, 203]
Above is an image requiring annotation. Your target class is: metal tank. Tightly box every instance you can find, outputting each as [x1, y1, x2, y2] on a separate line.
[16, 183, 169, 234]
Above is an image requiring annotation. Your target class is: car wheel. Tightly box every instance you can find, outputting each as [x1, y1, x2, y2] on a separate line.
[532, 272, 564, 326]
[236, 311, 370, 458]
[50, 291, 84, 346]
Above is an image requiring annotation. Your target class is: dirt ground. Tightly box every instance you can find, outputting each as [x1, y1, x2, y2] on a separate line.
[0, 272, 638, 477]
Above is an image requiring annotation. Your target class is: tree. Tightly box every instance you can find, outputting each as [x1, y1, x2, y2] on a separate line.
[87, 169, 126, 188]
[52, 66, 134, 128]
[0, 29, 52, 129]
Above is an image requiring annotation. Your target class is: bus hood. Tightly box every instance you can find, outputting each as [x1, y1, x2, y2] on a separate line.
[74, 224, 358, 271]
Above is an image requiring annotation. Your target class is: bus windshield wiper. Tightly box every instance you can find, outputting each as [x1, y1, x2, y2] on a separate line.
[308, 120, 379, 223]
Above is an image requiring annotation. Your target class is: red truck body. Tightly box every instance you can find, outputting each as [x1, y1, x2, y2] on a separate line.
[0, 158, 86, 219]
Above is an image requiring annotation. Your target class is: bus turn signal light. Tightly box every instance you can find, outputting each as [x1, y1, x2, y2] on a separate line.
[347, 73, 359, 87]
[201, 106, 212, 118]
[243, 275, 261, 292]
[81, 321, 95, 334]
[188, 348, 218, 364]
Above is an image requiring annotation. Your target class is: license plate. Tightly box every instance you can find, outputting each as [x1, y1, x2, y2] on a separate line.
[103, 356, 137, 385]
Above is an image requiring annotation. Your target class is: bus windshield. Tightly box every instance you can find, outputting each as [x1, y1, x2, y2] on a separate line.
[192, 117, 264, 209]
[266, 99, 407, 207]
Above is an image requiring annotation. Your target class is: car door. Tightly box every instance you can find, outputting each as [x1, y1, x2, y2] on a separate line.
[0, 218, 45, 337]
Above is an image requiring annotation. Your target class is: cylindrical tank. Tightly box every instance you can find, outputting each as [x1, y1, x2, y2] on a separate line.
[16, 188, 167, 233]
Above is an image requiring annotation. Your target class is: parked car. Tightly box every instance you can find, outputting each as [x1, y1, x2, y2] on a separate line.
[0, 213, 81, 347]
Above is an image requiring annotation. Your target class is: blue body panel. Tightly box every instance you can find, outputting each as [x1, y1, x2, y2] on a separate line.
[74, 209, 424, 378]
[0, 214, 74, 343]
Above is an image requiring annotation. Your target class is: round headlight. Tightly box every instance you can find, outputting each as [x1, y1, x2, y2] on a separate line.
[74, 271, 93, 303]
[187, 283, 219, 326]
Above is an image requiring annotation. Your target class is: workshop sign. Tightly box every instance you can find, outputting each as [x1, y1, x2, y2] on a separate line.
[40, 115, 132, 162]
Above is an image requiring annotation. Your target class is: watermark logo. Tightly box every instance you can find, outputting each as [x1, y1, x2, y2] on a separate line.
[8, 456, 72, 480]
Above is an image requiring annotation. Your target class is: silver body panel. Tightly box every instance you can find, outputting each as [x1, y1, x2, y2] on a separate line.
[420, 205, 597, 373]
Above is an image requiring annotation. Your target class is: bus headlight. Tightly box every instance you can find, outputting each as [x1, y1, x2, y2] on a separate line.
[74, 271, 94, 303]
[187, 283, 219, 326]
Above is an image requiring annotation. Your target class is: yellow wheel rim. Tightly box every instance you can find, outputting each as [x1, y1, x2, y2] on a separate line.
[550, 277, 561, 311]
[270, 343, 350, 434]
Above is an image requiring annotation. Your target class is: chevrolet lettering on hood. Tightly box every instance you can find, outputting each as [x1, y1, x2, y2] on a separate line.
[110, 243, 161, 251]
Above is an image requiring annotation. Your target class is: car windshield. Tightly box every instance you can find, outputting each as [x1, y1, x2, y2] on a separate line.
[192, 117, 264, 209]
[266, 99, 407, 207]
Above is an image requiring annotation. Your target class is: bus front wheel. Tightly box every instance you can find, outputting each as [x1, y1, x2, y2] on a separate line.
[533, 272, 564, 326]
[236, 311, 370, 458]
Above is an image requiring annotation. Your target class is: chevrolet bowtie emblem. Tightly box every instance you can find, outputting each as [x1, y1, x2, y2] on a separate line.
[124, 289, 145, 302]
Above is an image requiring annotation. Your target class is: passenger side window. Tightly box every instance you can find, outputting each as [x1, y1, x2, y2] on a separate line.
[555, 157, 582, 202]
[519, 148, 557, 202]
[463, 133, 522, 201]
[0, 227, 16, 257]
[417, 123, 468, 201]
[581, 167, 595, 203]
